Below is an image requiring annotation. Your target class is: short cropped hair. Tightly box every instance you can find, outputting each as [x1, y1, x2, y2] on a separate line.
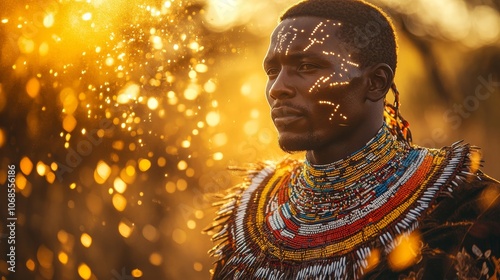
[281, 0, 398, 73]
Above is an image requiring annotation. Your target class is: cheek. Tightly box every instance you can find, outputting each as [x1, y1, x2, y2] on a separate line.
[314, 93, 351, 123]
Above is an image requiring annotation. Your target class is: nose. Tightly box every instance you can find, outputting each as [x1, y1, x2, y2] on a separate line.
[267, 70, 295, 101]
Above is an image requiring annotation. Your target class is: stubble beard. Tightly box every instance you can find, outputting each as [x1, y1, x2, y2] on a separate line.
[277, 130, 322, 154]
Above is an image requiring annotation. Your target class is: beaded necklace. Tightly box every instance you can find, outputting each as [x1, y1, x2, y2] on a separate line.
[288, 124, 409, 220]
[207, 123, 479, 280]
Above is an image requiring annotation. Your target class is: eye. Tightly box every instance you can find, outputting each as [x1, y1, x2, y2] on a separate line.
[266, 68, 280, 77]
[298, 63, 318, 71]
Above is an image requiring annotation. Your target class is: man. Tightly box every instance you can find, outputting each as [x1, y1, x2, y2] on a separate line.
[205, 0, 500, 279]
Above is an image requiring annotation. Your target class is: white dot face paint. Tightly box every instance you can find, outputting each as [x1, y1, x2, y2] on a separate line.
[265, 16, 362, 127]
[263, 17, 369, 152]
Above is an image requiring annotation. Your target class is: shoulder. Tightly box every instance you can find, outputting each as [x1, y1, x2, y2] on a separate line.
[203, 158, 301, 276]
[228, 158, 302, 199]
[413, 141, 500, 279]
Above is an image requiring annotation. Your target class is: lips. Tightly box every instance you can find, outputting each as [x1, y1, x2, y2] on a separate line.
[271, 106, 304, 127]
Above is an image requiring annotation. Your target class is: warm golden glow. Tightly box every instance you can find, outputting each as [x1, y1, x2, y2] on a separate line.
[62, 115, 77, 132]
[469, 150, 482, 174]
[138, 158, 151, 172]
[0, 128, 5, 148]
[206, 111, 220, 127]
[78, 263, 92, 280]
[165, 181, 176, 193]
[132, 268, 144, 277]
[113, 177, 127, 193]
[82, 12, 92, 21]
[142, 224, 159, 242]
[80, 233, 92, 248]
[213, 152, 224, 161]
[58, 252, 69, 264]
[16, 173, 27, 190]
[172, 228, 187, 244]
[187, 219, 196, 229]
[193, 262, 203, 272]
[118, 220, 134, 238]
[57, 230, 70, 244]
[149, 253, 163, 266]
[36, 161, 47, 176]
[20, 156, 33, 175]
[183, 84, 200, 100]
[479, 185, 500, 212]
[1, 0, 499, 279]
[112, 193, 127, 211]
[95, 161, 111, 182]
[43, 14, 55, 28]
[177, 160, 188, 171]
[26, 78, 40, 98]
[147, 97, 159, 110]
[117, 83, 140, 104]
[26, 259, 36, 271]
[37, 245, 54, 269]
[364, 248, 380, 273]
[387, 232, 422, 271]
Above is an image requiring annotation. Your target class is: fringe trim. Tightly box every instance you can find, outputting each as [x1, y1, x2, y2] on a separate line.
[203, 162, 276, 279]
[205, 141, 483, 279]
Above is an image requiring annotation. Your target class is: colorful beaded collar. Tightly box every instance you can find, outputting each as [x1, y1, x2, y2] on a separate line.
[208, 125, 478, 279]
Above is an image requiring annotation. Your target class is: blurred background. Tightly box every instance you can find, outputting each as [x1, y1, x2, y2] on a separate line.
[0, 0, 499, 279]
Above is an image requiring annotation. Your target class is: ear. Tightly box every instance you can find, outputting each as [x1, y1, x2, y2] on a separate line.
[365, 63, 394, 102]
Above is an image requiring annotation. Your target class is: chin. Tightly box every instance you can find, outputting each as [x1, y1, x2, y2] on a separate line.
[278, 134, 319, 153]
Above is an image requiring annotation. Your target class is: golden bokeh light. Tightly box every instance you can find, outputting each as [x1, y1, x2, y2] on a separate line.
[36, 161, 47, 176]
[82, 12, 92, 21]
[147, 97, 159, 110]
[26, 259, 36, 271]
[16, 173, 27, 190]
[62, 115, 77, 132]
[138, 158, 151, 172]
[26, 78, 40, 98]
[57, 230, 70, 244]
[172, 228, 187, 244]
[37, 245, 54, 269]
[112, 193, 127, 212]
[80, 233, 93, 248]
[20, 156, 33, 175]
[0, 128, 5, 148]
[95, 161, 111, 182]
[149, 253, 163, 266]
[132, 268, 144, 277]
[58, 252, 69, 265]
[479, 185, 500, 212]
[117, 83, 140, 104]
[142, 224, 159, 242]
[205, 111, 220, 127]
[118, 220, 134, 238]
[387, 232, 422, 271]
[43, 13, 55, 28]
[193, 262, 203, 272]
[183, 84, 200, 100]
[78, 263, 92, 280]
[113, 177, 127, 193]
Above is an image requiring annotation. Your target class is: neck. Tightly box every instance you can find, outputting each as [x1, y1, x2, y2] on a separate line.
[289, 124, 409, 217]
[300, 123, 404, 188]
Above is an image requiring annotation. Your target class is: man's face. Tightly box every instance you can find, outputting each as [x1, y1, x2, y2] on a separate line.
[264, 16, 368, 152]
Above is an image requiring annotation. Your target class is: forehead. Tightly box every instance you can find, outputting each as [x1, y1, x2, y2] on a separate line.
[271, 16, 342, 38]
[268, 16, 350, 57]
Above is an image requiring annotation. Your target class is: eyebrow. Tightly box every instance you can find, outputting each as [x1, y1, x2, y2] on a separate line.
[264, 50, 328, 66]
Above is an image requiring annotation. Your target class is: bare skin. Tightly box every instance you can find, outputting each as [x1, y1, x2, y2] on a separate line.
[263, 16, 394, 164]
